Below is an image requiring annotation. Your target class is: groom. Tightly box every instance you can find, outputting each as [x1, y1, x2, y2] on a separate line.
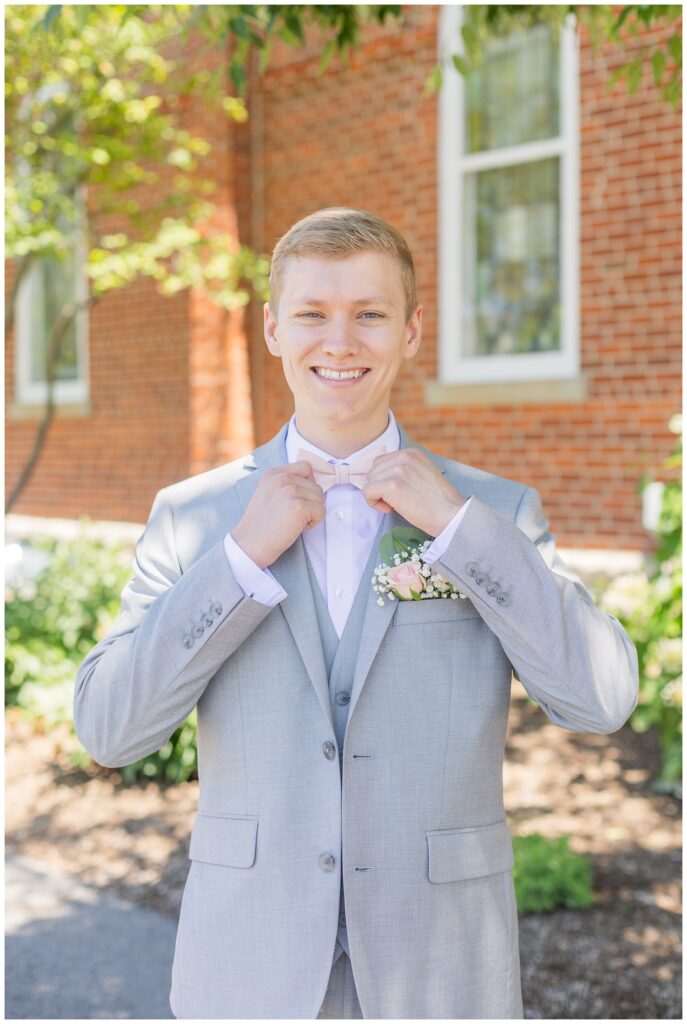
[75, 208, 639, 1019]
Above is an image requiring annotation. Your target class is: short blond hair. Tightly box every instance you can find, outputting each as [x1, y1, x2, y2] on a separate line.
[269, 207, 417, 322]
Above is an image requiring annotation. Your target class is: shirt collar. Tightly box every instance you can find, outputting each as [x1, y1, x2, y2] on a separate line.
[285, 409, 400, 464]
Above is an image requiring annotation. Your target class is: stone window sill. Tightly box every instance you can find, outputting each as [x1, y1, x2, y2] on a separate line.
[425, 376, 587, 408]
[8, 401, 92, 420]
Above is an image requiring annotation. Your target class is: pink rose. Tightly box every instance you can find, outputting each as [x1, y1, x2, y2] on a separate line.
[386, 561, 426, 600]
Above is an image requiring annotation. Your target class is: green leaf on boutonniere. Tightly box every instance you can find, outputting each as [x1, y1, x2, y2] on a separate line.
[379, 525, 433, 564]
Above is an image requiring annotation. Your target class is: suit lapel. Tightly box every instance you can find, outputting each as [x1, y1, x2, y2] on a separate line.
[234, 423, 332, 730]
[233, 420, 450, 729]
[346, 422, 450, 721]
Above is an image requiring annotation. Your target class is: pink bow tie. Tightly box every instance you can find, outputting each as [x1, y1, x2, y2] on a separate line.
[296, 446, 387, 493]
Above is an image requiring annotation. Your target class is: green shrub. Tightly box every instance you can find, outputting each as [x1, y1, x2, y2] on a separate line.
[598, 420, 682, 793]
[5, 531, 198, 784]
[117, 708, 198, 785]
[512, 833, 595, 913]
[5, 534, 132, 712]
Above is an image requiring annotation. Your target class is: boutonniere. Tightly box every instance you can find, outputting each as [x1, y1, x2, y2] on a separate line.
[372, 526, 467, 605]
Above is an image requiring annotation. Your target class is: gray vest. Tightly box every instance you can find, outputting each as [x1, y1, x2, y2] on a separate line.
[303, 530, 383, 961]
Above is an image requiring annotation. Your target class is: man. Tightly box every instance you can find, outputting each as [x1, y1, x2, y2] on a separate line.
[74, 208, 639, 1020]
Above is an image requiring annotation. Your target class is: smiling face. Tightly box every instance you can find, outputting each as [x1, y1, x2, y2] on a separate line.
[264, 251, 422, 456]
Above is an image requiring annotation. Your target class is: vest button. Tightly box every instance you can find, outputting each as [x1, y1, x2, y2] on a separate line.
[322, 740, 336, 760]
[336, 691, 350, 706]
[319, 853, 336, 871]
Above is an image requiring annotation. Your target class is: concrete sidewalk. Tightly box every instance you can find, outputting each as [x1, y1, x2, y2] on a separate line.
[5, 851, 176, 1019]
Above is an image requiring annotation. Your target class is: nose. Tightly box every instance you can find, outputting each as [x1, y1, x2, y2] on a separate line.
[320, 314, 360, 358]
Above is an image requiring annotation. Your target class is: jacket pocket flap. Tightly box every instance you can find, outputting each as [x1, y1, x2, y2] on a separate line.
[393, 597, 481, 625]
[189, 813, 258, 867]
[427, 819, 514, 883]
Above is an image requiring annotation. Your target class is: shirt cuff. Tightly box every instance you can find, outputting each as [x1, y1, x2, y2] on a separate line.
[422, 497, 473, 565]
[223, 531, 288, 606]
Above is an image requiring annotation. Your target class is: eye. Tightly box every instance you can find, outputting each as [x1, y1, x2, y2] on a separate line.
[359, 311, 384, 319]
[297, 311, 323, 319]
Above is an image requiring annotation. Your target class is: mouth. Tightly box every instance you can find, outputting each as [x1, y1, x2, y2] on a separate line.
[310, 366, 371, 384]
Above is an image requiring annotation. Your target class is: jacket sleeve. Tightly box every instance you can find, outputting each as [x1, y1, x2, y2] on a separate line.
[430, 487, 640, 733]
[73, 487, 274, 768]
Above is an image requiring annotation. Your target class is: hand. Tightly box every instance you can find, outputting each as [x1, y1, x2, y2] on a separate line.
[231, 462, 325, 568]
[362, 448, 467, 537]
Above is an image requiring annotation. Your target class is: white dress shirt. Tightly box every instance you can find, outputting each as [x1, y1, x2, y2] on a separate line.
[224, 410, 472, 636]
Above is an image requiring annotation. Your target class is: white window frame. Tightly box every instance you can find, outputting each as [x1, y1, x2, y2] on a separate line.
[14, 82, 90, 406]
[15, 230, 90, 405]
[438, 7, 580, 385]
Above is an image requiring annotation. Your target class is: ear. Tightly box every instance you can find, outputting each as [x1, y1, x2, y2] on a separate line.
[403, 304, 423, 360]
[264, 302, 280, 356]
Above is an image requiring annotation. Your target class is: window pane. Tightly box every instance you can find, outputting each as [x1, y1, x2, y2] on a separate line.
[29, 252, 79, 384]
[465, 24, 559, 153]
[461, 157, 560, 358]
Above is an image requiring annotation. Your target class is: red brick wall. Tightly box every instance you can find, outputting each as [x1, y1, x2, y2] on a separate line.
[250, 7, 681, 549]
[5, 272, 191, 523]
[185, 75, 255, 476]
[5, 34, 254, 521]
[6, 8, 680, 547]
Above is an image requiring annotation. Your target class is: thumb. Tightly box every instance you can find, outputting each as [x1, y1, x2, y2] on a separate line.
[365, 493, 393, 513]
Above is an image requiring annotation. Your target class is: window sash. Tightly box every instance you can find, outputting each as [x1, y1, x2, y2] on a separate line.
[438, 7, 579, 385]
[15, 231, 89, 405]
[14, 81, 89, 406]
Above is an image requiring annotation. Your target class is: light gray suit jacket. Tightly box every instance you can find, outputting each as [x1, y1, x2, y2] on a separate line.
[73, 421, 639, 1019]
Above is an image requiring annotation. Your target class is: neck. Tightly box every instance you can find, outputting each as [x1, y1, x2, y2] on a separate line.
[293, 409, 389, 459]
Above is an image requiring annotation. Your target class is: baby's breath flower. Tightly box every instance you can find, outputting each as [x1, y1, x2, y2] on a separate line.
[372, 536, 467, 605]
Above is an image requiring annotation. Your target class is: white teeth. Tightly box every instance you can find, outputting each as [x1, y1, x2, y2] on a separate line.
[314, 368, 367, 381]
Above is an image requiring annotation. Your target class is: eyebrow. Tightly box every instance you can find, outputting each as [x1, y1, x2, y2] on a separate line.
[291, 295, 392, 307]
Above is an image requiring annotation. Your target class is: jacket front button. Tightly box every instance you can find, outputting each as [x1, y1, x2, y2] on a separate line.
[336, 691, 350, 706]
[322, 740, 336, 760]
[319, 853, 336, 872]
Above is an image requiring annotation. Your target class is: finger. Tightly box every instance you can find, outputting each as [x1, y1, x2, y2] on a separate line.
[288, 461, 316, 479]
[300, 496, 327, 528]
[367, 496, 394, 513]
[361, 481, 394, 513]
[280, 481, 325, 502]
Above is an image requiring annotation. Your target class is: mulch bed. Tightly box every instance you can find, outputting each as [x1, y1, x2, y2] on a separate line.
[5, 681, 682, 1019]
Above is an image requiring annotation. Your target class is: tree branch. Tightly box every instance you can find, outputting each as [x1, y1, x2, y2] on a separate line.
[6, 293, 99, 515]
[5, 254, 35, 335]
